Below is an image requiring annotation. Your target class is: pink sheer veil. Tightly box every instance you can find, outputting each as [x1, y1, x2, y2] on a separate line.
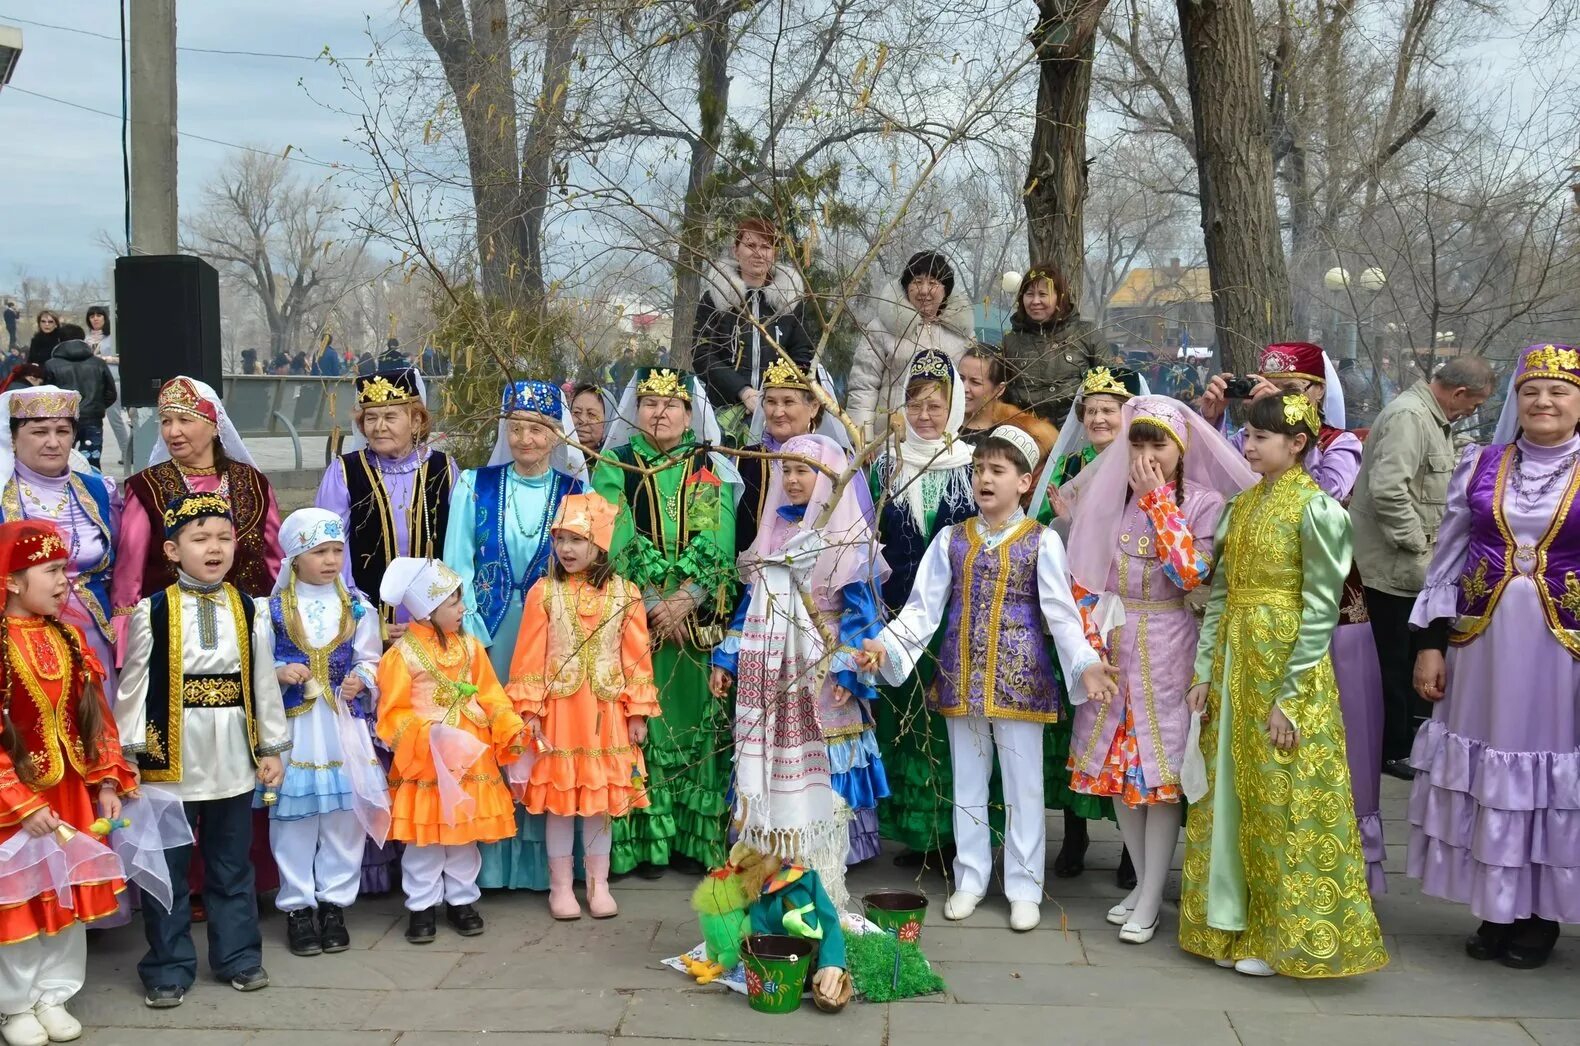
[1064, 395, 1257, 595]
[744, 433, 890, 602]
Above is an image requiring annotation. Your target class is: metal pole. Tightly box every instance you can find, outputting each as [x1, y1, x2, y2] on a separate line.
[128, 0, 177, 255]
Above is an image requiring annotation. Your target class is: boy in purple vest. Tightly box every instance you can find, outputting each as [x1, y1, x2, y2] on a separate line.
[860, 426, 1118, 932]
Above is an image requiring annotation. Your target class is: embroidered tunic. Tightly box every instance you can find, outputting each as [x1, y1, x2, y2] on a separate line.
[1179, 467, 1386, 977]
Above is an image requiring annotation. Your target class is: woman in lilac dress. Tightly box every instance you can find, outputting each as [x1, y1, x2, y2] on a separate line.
[316, 367, 457, 894]
[1409, 343, 1580, 969]
[1201, 339, 1386, 892]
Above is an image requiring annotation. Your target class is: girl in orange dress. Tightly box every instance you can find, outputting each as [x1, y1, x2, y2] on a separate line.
[0, 520, 137, 1046]
[509, 493, 657, 921]
[374, 558, 526, 946]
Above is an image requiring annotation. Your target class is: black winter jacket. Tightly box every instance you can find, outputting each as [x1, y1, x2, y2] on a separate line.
[44, 341, 119, 422]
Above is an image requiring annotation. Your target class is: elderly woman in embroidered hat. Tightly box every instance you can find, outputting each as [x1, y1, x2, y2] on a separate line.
[444, 379, 583, 894]
[592, 366, 739, 879]
[114, 377, 283, 628]
[1407, 344, 1580, 970]
[0, 386, 121, 700]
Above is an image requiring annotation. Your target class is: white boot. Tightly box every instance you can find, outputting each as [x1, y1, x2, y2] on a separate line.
[943, 891, 982, 920]
[31, 1005, 79, 1043]
[0, 1012, 47, 1046]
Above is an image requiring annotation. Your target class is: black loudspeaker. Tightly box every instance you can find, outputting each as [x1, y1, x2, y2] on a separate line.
[114, 254, 222, 407]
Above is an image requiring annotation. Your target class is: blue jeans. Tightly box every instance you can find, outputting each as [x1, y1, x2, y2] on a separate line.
[76, 421, 103, 469]
[138, 790, 262, 990]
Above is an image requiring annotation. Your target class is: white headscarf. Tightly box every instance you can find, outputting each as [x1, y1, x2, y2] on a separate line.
[0, 385, 83, 496]
[485, 380, 587, 483]
[1030, 372, 1152, 519]
[146, 377, 258, 468]
[882, 350, 974, 530]
[601, 371, 744, 502]
[273, 508, 350, 596]
[379, 557, 462, 621]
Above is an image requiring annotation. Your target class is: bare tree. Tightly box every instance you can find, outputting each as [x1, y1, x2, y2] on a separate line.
[184, 151, 370, 359]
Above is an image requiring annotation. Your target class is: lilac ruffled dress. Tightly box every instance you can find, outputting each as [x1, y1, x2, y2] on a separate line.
[1407, 435, 1580, 923]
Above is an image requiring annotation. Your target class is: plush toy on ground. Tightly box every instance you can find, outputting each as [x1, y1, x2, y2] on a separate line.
[681, 841, 854, 1012]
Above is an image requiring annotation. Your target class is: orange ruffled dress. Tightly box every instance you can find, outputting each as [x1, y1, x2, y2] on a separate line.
[0, 617, 138, 945]
[507, 576, 659, 818]
[375, 623, 526, 847]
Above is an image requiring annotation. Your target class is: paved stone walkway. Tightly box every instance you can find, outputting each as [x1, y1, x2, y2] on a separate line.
[78, 775, 1580, 1045]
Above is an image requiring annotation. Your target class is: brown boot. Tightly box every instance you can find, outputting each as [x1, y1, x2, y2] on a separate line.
[584, 854, 618, 919]
[548, 856, 581, 920]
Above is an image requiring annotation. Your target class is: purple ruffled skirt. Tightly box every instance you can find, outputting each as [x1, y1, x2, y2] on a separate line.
[1406, 581, 1580, 924]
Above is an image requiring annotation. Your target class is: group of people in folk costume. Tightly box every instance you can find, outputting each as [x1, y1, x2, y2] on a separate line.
[3, 326, 1579, 1041]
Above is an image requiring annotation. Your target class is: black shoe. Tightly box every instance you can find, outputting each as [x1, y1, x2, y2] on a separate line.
[228, 966, 270, 992]
[406, 906, 437, 944]
[286, 908, 322, 957]
[446, 903, 485, 936]
[669, 855, 706, 876]
[1382, 759, 1417, 782]
[143, 985, 186, 1009]
[318, 903, 350, 953]
[1053, 812, 1089, 878]
[1502, 917, 1559, 969]
[633, 861, 666, 880]
[1115, 847, 1137, 891]
[1464, 920, 1515, 960]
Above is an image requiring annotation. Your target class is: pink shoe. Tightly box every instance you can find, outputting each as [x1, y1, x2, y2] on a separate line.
[548, 856, 581, 920]
[584, 854, 618, 919]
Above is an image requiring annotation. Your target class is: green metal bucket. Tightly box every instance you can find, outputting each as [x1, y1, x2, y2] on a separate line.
[742, 934, 814, 1014]
[863, 890, 928, 942]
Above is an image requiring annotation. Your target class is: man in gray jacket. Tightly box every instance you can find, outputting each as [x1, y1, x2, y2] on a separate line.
[1351, 355, 1493, 779]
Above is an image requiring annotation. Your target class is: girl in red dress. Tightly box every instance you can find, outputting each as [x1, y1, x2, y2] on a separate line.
[0, 520, 138, 1045]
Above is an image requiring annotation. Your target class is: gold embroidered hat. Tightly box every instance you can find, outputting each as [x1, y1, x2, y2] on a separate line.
[550, 492, 620, 551]
[162, 491, 233, 538]
[356, 368, 422, 407]
[1258, 342, 1326, 384]
[1080, 366, 1142, 400]
[8, 386, 81, 421]
[761, 356, 811, 392]
[0, 520, 69, 575]
[633, 366, 693, 404]
[378, 556, 461, 620]
[157, 376, 219, 425]
[1515, 344, 1580, 388]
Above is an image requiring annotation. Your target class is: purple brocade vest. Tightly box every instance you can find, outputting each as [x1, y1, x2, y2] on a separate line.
[1453, 443, 1580, 659]
[931, 518, 1062, 723]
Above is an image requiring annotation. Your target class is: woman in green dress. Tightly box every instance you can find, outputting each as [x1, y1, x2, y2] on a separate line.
[1030, 365, 1146, 883]
[593, 367, 739, 877]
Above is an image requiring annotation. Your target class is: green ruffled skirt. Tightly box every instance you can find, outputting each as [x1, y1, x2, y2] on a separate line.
[610, 639, 731, 873]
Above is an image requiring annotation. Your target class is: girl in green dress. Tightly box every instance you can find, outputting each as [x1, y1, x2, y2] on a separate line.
[593, 367, 740, 877]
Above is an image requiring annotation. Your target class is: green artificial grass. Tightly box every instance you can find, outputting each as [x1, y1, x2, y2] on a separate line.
[845, 931, 947, 1002]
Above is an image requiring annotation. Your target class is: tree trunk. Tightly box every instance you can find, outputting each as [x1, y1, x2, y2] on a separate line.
[1024, 1, 1107, 306]
[670, 1, 734, 368]
[1176, 0, 1292, 372]
[517, 0, 580, 313]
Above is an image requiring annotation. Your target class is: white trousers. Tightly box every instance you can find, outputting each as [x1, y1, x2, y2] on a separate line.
[401, 843, 481, 911]
[0, 923, 84, 1015]
[270, 810, 366, 912]
[946, 716, 1046, 904]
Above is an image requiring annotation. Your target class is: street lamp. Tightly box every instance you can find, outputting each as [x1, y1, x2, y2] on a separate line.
[1323, 267, 1351, 292]
[1000, 271, 1022, 296]
[1357, 267, 1387, 292]
[0, 24, 22, 91]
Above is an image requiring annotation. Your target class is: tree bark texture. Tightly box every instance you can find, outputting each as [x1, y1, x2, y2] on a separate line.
[1024, 0, 1108, 308]
[1176, 0, 1291, 371]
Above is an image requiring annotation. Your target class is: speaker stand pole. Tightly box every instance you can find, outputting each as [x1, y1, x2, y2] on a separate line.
[128, 0, 177, 256]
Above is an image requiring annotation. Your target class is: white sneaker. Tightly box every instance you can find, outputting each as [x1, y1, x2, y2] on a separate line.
[32, 1005, 79, 1043]
[1234, 957, 1276, 977]
[943, 891, 983, 920]
[1214, 959, 1236, 969]
[1009, 901, 1041, 932]
[0, 1013, 48, 1046]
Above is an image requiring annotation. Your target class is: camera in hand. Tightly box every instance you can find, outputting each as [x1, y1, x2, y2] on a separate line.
[1223, 376, 1256, 399]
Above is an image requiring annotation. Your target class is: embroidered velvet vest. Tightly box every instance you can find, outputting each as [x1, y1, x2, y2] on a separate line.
[1452, 443, 1580, 659]
[136, 586, 259, 783]
[468, 465, 578, 639]
[269, 596, 356, 717]
[340, 448, 453, 623]
[2, 619, 94, 789]
[127, 461, 273, 598]
[932, 518, 1061, 722]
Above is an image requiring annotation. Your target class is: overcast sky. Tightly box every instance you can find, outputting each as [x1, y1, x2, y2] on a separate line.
[1, 1, 394, 287]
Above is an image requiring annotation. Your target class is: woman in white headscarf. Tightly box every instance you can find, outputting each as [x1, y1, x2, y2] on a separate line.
[867, 349, 975, 867]
[443, 379, 584, 893]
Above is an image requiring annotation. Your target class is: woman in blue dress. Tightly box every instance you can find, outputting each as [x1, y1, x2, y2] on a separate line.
[444, 379, 584, 890]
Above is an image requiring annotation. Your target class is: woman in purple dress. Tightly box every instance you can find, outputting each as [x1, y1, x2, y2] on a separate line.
[1409, 343, 1580, 969]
